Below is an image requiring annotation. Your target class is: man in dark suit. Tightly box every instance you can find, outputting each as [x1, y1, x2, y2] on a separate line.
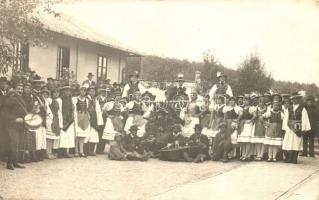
[0, 77, 9, 161]
[1, 82, 26, 170]
[301, 96, 318, 157]
[82, 73, 96, 87]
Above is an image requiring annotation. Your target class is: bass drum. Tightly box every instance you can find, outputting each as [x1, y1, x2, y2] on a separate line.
[24, 113, 43, 130]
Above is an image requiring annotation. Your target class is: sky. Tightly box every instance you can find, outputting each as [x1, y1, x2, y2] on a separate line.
[56, 0, 319, 85]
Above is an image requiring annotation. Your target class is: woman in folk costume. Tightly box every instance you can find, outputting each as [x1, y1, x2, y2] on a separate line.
[263, 100, 284, 162]
[96, 88, 108, 154]
[237, 95, 255, 161]
[102, 91, 124, 142]
[47, 88, 63, 159]
[180, 89, 201, 138]
[86, 86, 104, 156]
[223, 96, 242, 159]
[124, 90, 150, 137]
[200, 94, 214, 140]
[251, 96, 267, 161]
[59, 85, 75, 158]
[282, 92, 311, 164]
[72, 86, 91, 157]
[40, 88, 58, 159]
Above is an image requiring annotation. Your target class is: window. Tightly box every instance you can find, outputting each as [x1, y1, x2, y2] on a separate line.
[97, 55, 107, 81]
[13, 42, 29, 72]
[57, 46, 70, 80]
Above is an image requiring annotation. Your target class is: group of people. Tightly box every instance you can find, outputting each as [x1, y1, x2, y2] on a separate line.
[0, 70, 318, 171]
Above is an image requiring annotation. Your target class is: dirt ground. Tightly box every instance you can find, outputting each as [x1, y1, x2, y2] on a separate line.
[0, 156, 243, 200]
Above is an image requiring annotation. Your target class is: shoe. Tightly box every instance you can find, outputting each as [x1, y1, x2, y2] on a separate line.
[299, 153, 307, 157]
[267, 158, 273, 162]
[79, 153, 87, 158]
[63, 153, 72, 158]
[309, 155, 315, 158]
[13, 163, 25, 168]
[273, 159, 277, 162]
[7, 163, 14, 170]
[74, 153, 79, 158]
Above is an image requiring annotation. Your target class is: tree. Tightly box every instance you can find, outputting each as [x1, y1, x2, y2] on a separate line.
[0, 0, 67, 74]
[236, 54, 273, 95]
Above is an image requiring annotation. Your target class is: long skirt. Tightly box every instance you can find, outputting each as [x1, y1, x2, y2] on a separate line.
[59, 123, 75, 148]
[237, 120, 253, 143]
[282, 128, 303, 151]
[124, 115, 147, 137]
[35, 126, 47, 150]
[251, 119, 265, 144]
[182, 117, 200, 138]
[86, 128, 99, 143]
[46, 130, 60, 149]
[264, 122, 283, 146]
[103, 116, 123, 141]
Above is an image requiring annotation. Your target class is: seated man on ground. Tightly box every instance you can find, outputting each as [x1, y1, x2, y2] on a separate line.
[183, 124, 210, 163]
[122, 125, 150, 161]
[211, 122, 232, 162]
[108, 134, 127, 161]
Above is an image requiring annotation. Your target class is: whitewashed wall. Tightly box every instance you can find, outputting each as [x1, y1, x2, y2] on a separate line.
[28, 32, 127, 84]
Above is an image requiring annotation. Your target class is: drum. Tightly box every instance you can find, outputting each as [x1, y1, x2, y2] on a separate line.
[159, 146, 190, 161]
[24, 113, 43, 130]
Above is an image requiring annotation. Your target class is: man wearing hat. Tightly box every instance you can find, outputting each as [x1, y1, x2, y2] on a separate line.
[122, 70, 145, 99]
[82, 73, 96, 88]
[0, 77, 9, 161]
[212, 122, 232, 162]
[1, 82, 26, 170]
[209, 72, 233, 102]
[301, 95, 318, 157]
[184, 124, 210, 163]
[86, 86, 104, 156]
[123, 125, 150, 161]
[165, 73, 188, 101]
[282, 92, 311, 164]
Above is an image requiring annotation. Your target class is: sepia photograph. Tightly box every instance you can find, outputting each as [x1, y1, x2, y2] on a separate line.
[0, 0, 319, 199]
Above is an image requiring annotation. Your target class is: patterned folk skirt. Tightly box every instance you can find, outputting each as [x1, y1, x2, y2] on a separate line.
[103, 115, 124, 141]
[237, 120, 253, 143]
[264, 122, 283, 146]
[251, 119, 266, 144]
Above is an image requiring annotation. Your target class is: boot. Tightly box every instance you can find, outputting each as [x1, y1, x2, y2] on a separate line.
[292, 151, 299, 164]
[37, 150, 43, 161]
[41, 150, 47, 160]
[7, 162, 14, 170]
[84, 143, 89, 157]
[30, 151, 39, 162]
[284, 151, 291, 163]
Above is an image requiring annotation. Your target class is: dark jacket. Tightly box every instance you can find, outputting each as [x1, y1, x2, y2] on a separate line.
[305, 105, 318, 133]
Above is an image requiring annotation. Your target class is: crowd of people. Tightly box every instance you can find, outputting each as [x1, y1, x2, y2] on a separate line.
[0, 70, 318, 170]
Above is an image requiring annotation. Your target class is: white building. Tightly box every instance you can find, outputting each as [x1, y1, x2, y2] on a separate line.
[13, 14, 141, 83]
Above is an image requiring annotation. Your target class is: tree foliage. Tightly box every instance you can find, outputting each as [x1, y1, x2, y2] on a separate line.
[0, 0, 67, 74]
[129, 52, 318, 95]
[236, 54, 273, 94]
